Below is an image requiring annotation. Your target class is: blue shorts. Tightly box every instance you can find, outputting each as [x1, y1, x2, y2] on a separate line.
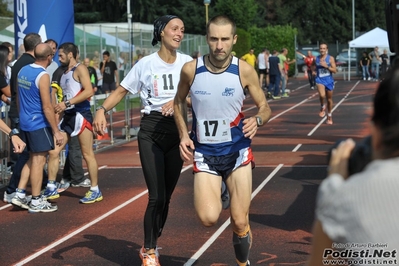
[20, 127, 54, 153]
[193, 147, 254, 180]
[60, 110, 93, 137]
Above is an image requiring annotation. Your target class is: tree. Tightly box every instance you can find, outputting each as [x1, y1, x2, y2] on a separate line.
[0, 0, 12, 17]
[214, 0, 258, 31]
[73, 0, 387, 47]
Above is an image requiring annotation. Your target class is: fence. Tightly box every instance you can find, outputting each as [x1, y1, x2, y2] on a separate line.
[75, 22, 207, 78]
[0, 92, 142, 188]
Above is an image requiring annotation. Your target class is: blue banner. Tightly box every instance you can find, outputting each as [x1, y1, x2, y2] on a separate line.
[14, 0, 74, 59]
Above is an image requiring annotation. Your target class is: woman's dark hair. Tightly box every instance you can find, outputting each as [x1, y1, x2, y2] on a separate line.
[372, 68, 399, 155]
[0, 45, 10, 77]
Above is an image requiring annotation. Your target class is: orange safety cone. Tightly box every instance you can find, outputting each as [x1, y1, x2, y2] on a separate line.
[97, 127, 110, 140]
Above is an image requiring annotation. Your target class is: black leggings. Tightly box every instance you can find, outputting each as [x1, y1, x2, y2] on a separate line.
[138, 112, 183, 249]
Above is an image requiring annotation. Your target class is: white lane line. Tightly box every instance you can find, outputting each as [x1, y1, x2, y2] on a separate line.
[292, 144, 302, 152]
[307, 81, 360, 136]
[14, 165, 193, 265]
[268, 93, 318, 123]
[0, 203, 11, 210]
[184, 164, 284, 266]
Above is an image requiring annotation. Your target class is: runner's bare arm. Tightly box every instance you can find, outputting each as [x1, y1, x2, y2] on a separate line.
[174, 61, 196, 161]
[93, 85, 128, 134]
[240, 63, 272, 139]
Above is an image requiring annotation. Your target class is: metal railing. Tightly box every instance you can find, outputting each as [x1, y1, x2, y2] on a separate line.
[0, 92, 141, 188]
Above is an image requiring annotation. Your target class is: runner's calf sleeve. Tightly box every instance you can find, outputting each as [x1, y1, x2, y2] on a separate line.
[233, 225, 252, 264]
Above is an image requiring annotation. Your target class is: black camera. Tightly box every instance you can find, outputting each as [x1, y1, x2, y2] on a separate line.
[328, 136, 372, 176]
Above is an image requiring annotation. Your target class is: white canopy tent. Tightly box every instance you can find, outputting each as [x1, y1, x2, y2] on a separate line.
[347, 27, 391, 80]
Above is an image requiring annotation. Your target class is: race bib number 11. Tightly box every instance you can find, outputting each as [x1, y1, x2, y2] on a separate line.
[197, 118, 232, 144]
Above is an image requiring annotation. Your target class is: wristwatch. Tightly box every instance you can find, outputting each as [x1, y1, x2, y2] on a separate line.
[65, 100, 72, 108]
[255, 116, 263, 127]
[96, 105, 107, 112]
[8, 128, 19, 139]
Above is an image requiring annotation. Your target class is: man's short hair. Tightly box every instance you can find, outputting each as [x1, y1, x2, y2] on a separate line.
[103, 51, 110, 56]
[45, 39, 58, 49]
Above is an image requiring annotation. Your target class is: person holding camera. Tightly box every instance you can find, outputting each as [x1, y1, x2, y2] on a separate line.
[307, 68, 399, 266]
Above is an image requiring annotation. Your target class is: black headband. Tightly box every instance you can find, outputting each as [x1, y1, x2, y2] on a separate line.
[152, 15, 179, 46]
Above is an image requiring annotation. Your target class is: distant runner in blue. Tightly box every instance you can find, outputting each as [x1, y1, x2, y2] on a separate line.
[313, 43, 337, 125]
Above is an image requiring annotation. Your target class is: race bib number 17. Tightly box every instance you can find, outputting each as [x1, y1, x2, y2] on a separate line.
[196, 118, 232, 144]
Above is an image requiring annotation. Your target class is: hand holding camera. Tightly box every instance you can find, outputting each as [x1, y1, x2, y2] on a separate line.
[328, 136, 372, 177]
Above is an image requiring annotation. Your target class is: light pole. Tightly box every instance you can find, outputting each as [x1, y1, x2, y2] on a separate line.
[204, 0, 211, 25]
[352, 0, 355, 39]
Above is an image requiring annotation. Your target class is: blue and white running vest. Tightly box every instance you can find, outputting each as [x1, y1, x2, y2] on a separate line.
[18, 63, 51, 131]
[190, 56, 251, 155]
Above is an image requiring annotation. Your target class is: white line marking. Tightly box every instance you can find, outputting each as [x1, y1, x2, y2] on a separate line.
[0, 203, 11, 210]
[14, 165, 193, 265]
[292, 144, 302, 152]
[184, 164, 284, 266]
[307, 81, 360, 136]
[268, 93, 318, 123]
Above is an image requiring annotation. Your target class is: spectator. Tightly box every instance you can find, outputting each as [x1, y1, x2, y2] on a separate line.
[11, 43, 64, 212]
[268, 50, 282, 99]
[118, 52, 125, 80]
[241, 48, 256, 68]
[3, 33, 44, 204]
[369, 46, 381, 81]
[46, 42, 102, 204]
[257, 48, 268, 90]
[278, 48, 295, 97]
[308, 68, 399, 265]
[297, 50, 316, 89]
[92, 57, 103, 94]
[359, 51, 371, 81]
[49, 66, 89, 192]
[44, 39, 58, 79]
[83, 57, 98, 92]
[380, 49, 389, 79]
[100, 50, 118, 94]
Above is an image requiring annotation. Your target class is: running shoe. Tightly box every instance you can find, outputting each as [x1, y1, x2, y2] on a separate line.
[79, 190, 103, 204]
[310, 86, 315, 90]
[11, 195, 30, 209]
[71, 178, 91, 187]
[319, 105, 326, 117]
[4, 191, 15, 203]
[221, 181, 230, 210]
[139, 246, 160, 266]
[281, 93, 289, 98]
[326, 116, 333, 125]
[236, 260, 250, 266]
[272, 95, 281, 100]
[28, 197, 58, 213]
[42, 186, 60, 200]
[56, 179, 70, 193]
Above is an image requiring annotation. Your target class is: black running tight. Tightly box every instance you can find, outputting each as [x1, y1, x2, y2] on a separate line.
[138, 113, 184, 249]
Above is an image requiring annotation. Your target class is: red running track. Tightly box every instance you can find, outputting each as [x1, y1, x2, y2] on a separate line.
[0, 77, 377, 266]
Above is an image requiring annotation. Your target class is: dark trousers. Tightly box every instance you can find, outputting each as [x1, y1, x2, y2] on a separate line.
[138, 113, 183, 249]
[6, 116, 48, 194]
[269, 74, 281, 96]
[307, 69, 316, 87]
[62, 136, 85, 184]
